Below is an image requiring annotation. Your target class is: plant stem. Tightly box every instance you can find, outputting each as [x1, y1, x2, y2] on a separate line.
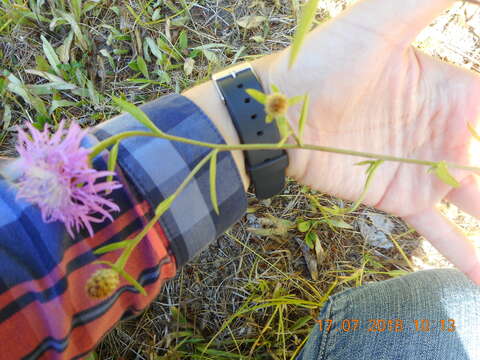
[89, 130, 480, 174]
[115, 150, 216, 270]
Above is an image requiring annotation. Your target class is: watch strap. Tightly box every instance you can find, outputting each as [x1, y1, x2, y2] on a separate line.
[213, 66, 288, 199]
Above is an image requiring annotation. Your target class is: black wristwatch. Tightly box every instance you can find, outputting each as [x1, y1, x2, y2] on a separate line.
[212, 63, 288, 199]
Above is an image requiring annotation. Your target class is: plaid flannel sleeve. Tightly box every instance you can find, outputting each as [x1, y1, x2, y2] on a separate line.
[0, 93, 247, 359]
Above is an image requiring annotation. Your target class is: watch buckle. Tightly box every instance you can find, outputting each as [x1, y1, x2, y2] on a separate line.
[212, 63, 256, 102]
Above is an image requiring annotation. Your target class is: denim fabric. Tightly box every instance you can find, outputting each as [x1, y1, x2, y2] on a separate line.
[298, 269, 480, 359]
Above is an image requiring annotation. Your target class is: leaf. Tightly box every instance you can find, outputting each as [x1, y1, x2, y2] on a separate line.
[94, 239, 132, 255]
[237, 15, 266, 29]
[112, 96, 163, 136]
[56, 30, 74, 63]
[348, 160, 384, 213]
[41, 35, 62, 76]
[270, 84, 280, 93]
[209, 149, 220, 215]
[1, 104, 11, 130]
[245, 88, 267, 104]
[155, 194, 175, 217]
[118, 269, 147, 296]
[183, 57, 195, 75]
[322, 218, 353, 230]
[289, 0, 320, 68]
[305, 231, 318, 249]
[56, 11, 89, 51]
[467, 122, 480, 142]
[297, 220, 311, 232]
[145, 37, 163, 63]
[275, 116, 289, 138]
[105, 141, 120, 192]
[49, 99, 77, 115]
[298, 94, 309, 142]
[202, 49, 217, 63]
[177, 30, 188, 50]
[429, 161, 460, 188]
[288, 95, 304, 106]
[136, 56, 149, 79]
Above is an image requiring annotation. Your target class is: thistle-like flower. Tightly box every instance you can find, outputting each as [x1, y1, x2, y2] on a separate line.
[10, 119, 122, 238]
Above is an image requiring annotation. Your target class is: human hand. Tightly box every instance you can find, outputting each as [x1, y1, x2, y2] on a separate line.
[257, 0, 480, 284]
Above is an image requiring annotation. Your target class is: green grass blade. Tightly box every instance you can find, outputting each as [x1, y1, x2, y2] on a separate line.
[289, 0, 319, 68]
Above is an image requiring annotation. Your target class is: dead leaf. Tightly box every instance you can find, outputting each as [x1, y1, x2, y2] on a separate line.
[295, 237, 318, 280]
[184, 57, 195, 75]
[237, 15, 266, 29]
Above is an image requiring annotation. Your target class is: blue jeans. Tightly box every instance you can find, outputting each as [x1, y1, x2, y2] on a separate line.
[298, 269, 480, 359]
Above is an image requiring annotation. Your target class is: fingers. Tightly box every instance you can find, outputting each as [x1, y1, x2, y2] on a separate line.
[446, 175, 480, 218]
[341, 0, 455, 45]
[403, 207, 480, 285]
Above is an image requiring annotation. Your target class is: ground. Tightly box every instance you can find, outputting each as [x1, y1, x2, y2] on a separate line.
[1, 0, 480, 359]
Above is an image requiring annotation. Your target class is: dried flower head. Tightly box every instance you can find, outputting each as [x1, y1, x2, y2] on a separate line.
[86, 268, 120, 299]
[13, 119, 122, 238]
[265, 93, 289, 118]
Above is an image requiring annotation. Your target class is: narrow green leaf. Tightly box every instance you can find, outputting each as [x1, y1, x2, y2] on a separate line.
[57, 11, 89, 51]
[105, 141, 120, 192]
[289, 0, 320, 68]
[2, 104, 11, 130]
[41, 35, 62, 76]
[467, 122, 480, 142]
[112, 96, 164, 136]
[245, 88, 267, 104]
[298, 94, 309, 142]
[276, 116, 289, 138]
[323, 218, 353, 230]
[348, 160, 384, 213]
[270, 84, 280, 93]
[155, 194, 175, 217]
[136, 56, 149, 79]
[145, 37, 163, 63]
[94, 239, 132, 255]
[49, 99, 77, 115]
[70, 0, 82, 22]
[288, 95, 304, 106]
[209, 149, 220, 215]
[118, 269, 147, 296]
[430, 161, 460, 188]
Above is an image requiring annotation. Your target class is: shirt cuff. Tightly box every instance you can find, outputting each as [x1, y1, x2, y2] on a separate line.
[89, 94, 247, 266]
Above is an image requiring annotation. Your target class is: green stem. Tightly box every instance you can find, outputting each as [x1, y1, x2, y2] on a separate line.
[88, 130, 480, 174]
[114, 150, 216, 270]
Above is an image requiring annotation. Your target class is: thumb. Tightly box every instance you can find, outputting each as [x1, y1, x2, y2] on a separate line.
[338, 0, 456, 45]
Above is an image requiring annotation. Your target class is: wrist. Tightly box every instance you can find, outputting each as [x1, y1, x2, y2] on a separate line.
[182, 78, 251, 191]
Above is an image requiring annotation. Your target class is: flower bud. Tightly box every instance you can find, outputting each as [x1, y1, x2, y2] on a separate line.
[86, 268, 120, 299]
[265, 93, 288, 118]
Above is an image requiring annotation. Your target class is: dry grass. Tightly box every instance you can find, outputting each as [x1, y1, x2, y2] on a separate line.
[2, 0, 480, 359]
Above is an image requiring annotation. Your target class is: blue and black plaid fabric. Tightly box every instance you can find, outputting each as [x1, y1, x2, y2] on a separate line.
[0, 93, 247, 358]
[91, 94, 247, 266]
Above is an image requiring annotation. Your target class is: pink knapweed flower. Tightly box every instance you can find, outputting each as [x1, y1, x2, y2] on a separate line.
[11, 119, 122, 238]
